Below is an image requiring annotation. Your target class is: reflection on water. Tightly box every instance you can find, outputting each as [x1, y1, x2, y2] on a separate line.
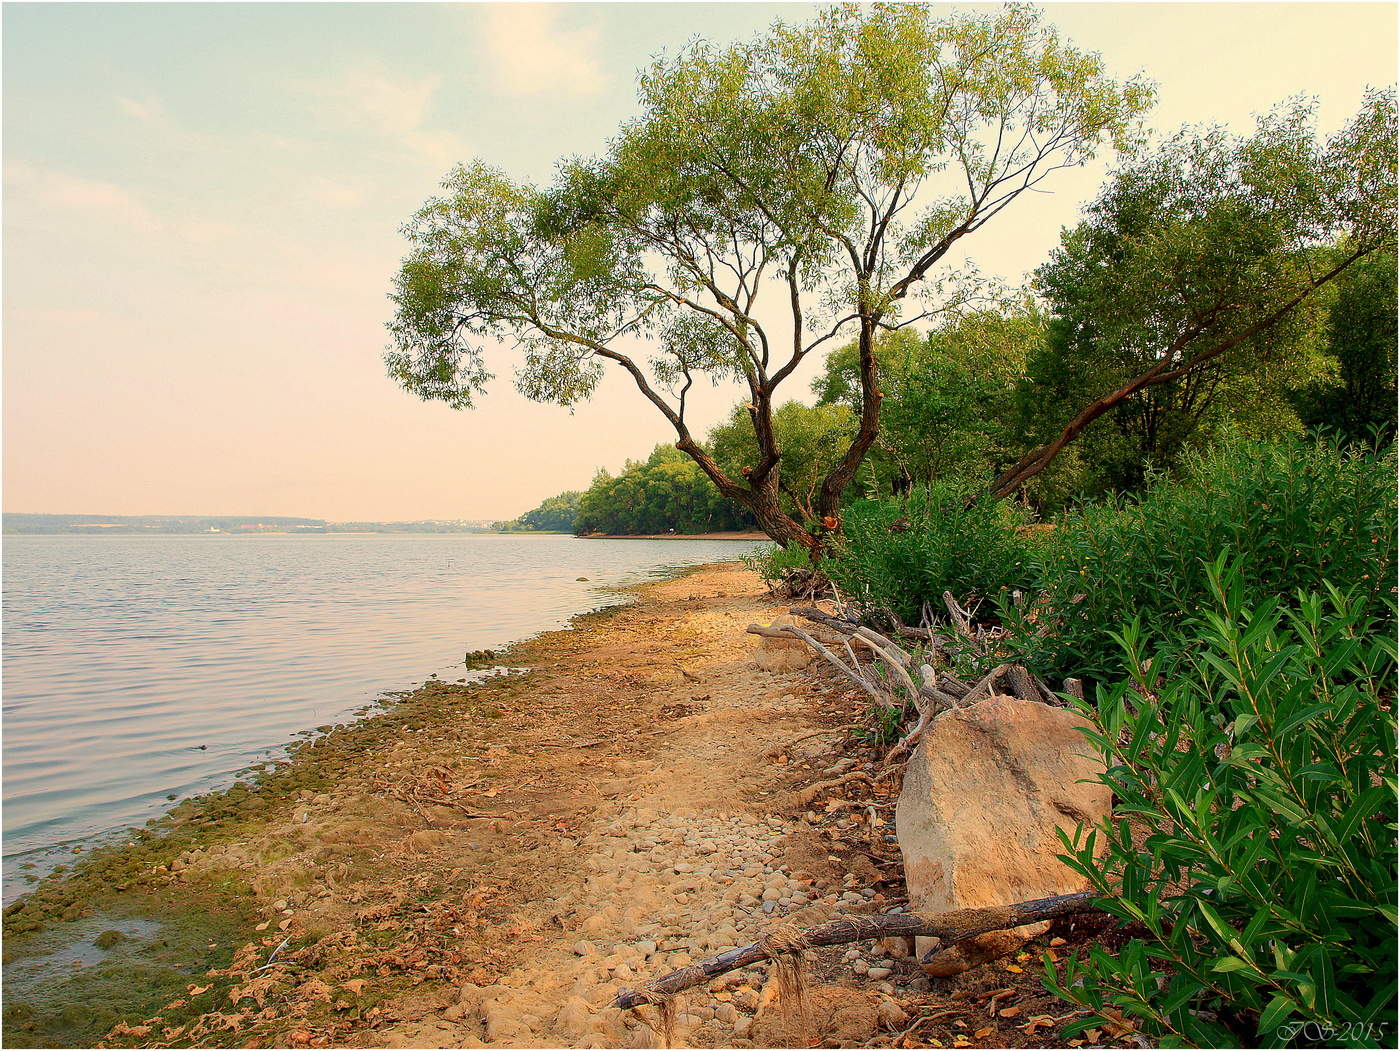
[2, 533, 766, 897]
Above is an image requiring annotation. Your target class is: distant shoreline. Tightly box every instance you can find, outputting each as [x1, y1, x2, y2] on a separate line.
[578, 530, 768, 541]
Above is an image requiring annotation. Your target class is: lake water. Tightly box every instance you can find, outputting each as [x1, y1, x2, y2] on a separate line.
[1, 533, 767, 899]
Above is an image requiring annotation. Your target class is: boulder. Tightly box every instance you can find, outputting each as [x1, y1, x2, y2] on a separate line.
[752, 616, 814, 672]
[894, 694, 1110, 976]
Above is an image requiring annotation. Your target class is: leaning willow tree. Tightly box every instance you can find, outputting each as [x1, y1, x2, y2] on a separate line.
[387, 3, 1152, 550]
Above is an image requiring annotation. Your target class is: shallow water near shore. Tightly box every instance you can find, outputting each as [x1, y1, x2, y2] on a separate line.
[2, 533, 767, 898]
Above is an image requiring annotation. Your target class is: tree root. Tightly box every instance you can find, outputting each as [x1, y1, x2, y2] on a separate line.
[761, 724, 864, 760]
[783, 771, 880, 810]
[613, 892, 1099, 1009]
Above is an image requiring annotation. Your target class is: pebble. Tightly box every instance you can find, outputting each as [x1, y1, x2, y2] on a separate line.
[867, 966, 893, 979]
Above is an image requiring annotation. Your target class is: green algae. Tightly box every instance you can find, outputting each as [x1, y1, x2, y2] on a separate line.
[3, 881, 255, 1049]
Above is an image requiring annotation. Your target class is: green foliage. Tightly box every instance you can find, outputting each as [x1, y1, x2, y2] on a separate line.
[1007, 435, 1397, 681]
[740, 542, 816, 591]
[573, 446, 753, 536]
[823, 483, 1035, 623]
[1046, 561, 1397, 1047]
[816, 307, 1046, 492]
[1017, 91, 1397, 499]
[497, 491, 582, 532]
[1294, 249, 1399, 445]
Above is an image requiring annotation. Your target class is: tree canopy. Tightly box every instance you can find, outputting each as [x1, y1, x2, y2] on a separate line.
[387, 2, 1152, 548]
[995, 90, 1397, 496]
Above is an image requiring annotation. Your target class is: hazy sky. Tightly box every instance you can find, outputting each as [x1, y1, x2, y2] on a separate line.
[3, 2, 1395, 521]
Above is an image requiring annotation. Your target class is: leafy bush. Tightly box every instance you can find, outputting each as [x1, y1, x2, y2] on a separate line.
[741, 542, 816, 590]
[1008, 436, 1397, 681]
[824, 482, 1035, 623]
[1047, 560, 1398, 1048]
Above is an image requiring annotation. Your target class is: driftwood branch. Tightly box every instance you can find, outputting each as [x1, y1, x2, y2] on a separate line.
[747, 623, 892, 707]
[613, 892, 1098, 1009]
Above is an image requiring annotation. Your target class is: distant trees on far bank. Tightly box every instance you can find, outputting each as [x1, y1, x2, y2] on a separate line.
[494, 491, 582, 532]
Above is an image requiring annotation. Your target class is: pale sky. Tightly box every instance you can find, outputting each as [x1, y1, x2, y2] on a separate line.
[3, 1, 1395, 521]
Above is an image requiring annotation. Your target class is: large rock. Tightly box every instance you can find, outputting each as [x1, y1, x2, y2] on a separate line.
[752, 615, 815, 672]
[895, 694, 1110, 976]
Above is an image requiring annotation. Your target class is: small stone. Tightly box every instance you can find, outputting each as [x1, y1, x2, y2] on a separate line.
[877, 1001, 909, 1028]
[867, 966, 893, 979]
[573, 941, 592, 956]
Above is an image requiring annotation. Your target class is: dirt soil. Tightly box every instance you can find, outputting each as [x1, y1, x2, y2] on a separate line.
[4, 563, 1123, 1050]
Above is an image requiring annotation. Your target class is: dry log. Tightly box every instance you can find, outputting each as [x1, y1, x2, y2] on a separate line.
[787, 608, 942, 713]
[937, 671, 971, 700]
[962, 663, 1012, 704]
[1005, 664, 1045, 703]
[613, 892, 1098, 1009]
[787, 605, 864, 637]
[747, 623, 879, 653]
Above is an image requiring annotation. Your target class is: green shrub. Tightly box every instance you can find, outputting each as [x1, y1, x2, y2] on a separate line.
[823, 482, 1035, 623]
[741, 542, 817, 591]
[1047, 560, 1398, 1048]
[1008, 436, 1397, 681]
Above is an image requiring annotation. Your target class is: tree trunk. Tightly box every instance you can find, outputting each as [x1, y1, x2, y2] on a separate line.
[816, 315, 882, 523]
[747, 488, 819, 553]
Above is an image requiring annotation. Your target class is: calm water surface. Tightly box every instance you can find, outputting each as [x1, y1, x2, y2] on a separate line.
[1, 533, 766, 898]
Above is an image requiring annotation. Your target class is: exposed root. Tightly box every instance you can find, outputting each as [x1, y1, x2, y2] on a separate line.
[784, 771, 879, 810]
[761, 724, 864, 760]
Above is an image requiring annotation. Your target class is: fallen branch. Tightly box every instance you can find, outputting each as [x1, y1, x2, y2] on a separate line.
[747, 623, 895, 708]
[613, 892, 1098, 1009]
[943, 591, 975, 639]
[962, 663, 1012, 705]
